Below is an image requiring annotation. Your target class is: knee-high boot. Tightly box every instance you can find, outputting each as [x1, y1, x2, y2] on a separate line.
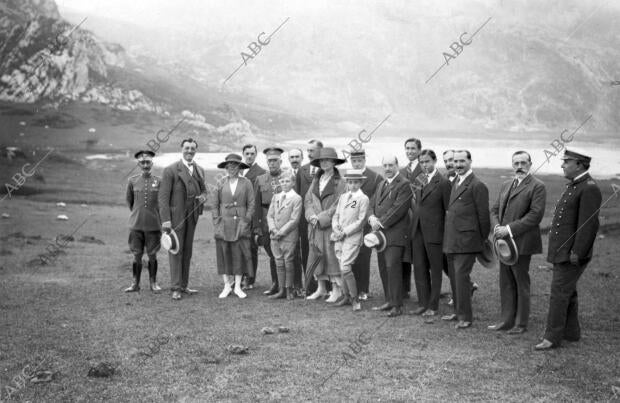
[148, 260, 162, 292]
[270, 266, 286, 299]
[125, 261, 142, 292]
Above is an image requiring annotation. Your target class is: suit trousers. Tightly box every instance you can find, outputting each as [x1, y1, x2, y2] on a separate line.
[169, 215, 197, 291]
[543, 261, 587, 344]
[352, 244, 371, 293]
[499, 255, 532, 328]
[402, 262, 412, 294]
[292, 240, 303, 289]
[447, 253, 476, 322]
[412, 232, 444, 311]
[378, 246, 404, 307]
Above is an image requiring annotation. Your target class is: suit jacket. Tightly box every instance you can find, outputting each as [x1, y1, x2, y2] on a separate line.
[370, 173, 413, 247]
[243, 162, 266, 186]
[399, 161, 423, 183]
[360, 167, 383, 200]
[411, 172, 451, 244]
[212, 176, 255, 241]
[547, 173, 602, 263]
[295, 163, 316, 201]
[158, 160, 208, 228]
[443, 173, 491, 254]
[126, 173, 161, 231]
[267, 191, 302, 243]
[491, 174, 546, 255]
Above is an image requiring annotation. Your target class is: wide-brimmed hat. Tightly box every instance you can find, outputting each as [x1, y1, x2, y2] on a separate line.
[493, 234, 519, 265]
[310, 147, 346, 167]
[161, 229, 180, 255]
[343, 169, 367, 180]
[363, 231, 387, 253]
[217, 153, 250, 169]
[476, 239, 497, 268]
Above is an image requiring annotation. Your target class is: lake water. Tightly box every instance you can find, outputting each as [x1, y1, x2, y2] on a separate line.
[146, 134, 619, 178]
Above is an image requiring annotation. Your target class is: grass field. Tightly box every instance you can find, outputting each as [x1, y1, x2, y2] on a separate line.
[1, 148, 619, 402]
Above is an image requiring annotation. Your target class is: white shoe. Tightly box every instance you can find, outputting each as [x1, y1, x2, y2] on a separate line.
[234, 287, 247, 299]
[325, 288, 342, 303]
[306, 289, 327, 300]
[219, 286, 232, 299]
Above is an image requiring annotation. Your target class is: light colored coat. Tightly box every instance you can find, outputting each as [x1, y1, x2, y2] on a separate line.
[332, 190, 369, 266]
[267, 190, 302, 243]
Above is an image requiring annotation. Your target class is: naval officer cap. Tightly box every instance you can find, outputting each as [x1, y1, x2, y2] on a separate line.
[263, 147, 284, 160]
[134, 150, 155, 160]
[561, 148, 592, 164]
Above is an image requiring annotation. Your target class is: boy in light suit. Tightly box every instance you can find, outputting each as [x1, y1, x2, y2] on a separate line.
[331, 169, 370, 311]
[267, 171, 303, 300]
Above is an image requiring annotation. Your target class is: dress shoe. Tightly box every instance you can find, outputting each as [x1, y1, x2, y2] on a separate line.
[149, 278, 162, 292]
[507, 326, 527, 335]
[372, 302, 393, 311]
[286, 288, 295, 300]
[306, 289, 327, 300]
[263, 284, 278, 295]
[563, 336, 580, 342]
[233, 287, 247, 299]
[182, 287, 198, 294]
[358, 292, 368, 301]
[387, 307, 403, 317]
[172, 291, 182, 300]
[535, 339, 555, 350]
[455, 321, 471, 329]
[409, 307, 426, 315]
[422, 310, 436, 317]
[352, 299, 361, 311]
[441, 314, 457, 321]
[269, 288, 286, 299]
[334, 296, 351, 307]
[124, 282, 140, 292]
[487, 323, 510, 331]
[219, 285, 232, 299]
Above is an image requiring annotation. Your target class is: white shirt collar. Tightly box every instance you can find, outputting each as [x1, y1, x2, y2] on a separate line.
[181, 158, 193, 172]
[458, 169, 473, 184]
[426, 169, 437, 181]
[386, 171, 400, 184]
[283, 189, 296, 197]
[408, 160, 418, 170]
[514, 172, 530, 184]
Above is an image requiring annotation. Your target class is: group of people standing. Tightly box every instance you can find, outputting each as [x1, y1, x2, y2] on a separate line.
[125, 136, 602, 351]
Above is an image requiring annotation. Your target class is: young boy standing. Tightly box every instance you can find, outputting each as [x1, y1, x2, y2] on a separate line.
[331, 169, 370, 311]
[267, 171, 303, 300]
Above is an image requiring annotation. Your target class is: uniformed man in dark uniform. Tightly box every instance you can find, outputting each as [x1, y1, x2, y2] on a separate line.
[125, 150, 162, 292]
[253, 147, 284, 295]
[536, 149, 602, 350]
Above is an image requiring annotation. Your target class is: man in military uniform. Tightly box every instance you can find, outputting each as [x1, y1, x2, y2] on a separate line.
[536, 149, 602, 350]
[125, 150, 162, 292]
[253, 147, 284, 295]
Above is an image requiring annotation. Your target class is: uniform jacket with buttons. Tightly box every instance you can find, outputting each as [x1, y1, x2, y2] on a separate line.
[443, 173, 491, 254]
[253, 170, 283, 237]
[491, 174, 546, 255]
[126, 173, 162, 231]
[267, 190, 302, 243]
[547, 172, 602, 263]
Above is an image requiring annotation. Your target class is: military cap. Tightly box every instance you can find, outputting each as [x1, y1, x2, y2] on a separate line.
[350, 149, 366, 157]
[561, 148, 592, 164]
[263, 147, 284, 160]
[134, 150, 155, 160]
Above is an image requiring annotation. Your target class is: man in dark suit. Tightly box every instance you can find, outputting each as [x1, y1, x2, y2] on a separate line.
[240, 144, 266, 290]
[350, 149, 383, 300]
[288, 147, 304, 293]
[536, 149, 602, 350]
[442, 150, 490, 328]
[159, 138, 208, 300]
[294, 139, 323, 290]
[489, 151, 546, 334]
[399, 138, 424, 299]
[410, 150, 451, 316]
[369, 155, 413, 317]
